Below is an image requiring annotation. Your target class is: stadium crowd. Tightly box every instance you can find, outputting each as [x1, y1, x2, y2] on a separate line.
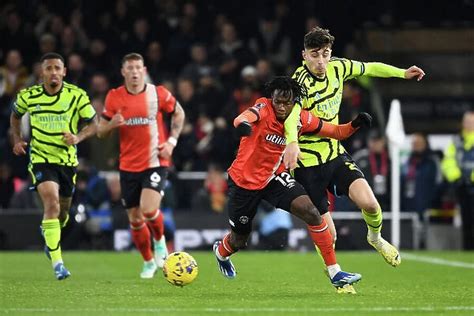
[0, 1, 472, 250]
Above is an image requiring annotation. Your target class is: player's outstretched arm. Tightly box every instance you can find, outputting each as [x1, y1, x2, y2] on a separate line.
[233, 109, 259, 137]
[364, 62, 425, 81]
[309, 112, 372, 140]
[404, 65, 425, 81]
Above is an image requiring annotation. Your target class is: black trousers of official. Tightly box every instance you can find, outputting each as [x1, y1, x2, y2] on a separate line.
[459, 185, 474, 250]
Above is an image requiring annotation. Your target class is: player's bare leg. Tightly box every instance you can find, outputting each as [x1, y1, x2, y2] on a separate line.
[349, 179, 401, 267]
[141, 189, 168, 268]
[128, 206, 157, 278]
[38, 181, 70, 280]
[213, 232, 244, 279]
[290, 195, 361, 290]
[312, 213, 356, 294]
[59, 196, 72, 228]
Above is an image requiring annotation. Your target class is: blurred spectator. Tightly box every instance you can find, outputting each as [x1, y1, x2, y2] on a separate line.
[194, 73, 225, 119]
[0, 162, 14, 209]
[240, 65, 259, 89]
[441, 111, 474, 250]
[225, 84, 261, 122]
[211, 22, 255, 93]
[24, 62, 42, 87]
[207, 117, 236, 169]
[204, 164, 228, 213]
[66, 53, 90, 88]
[88, 73, 110, 100]
[38, 33, 57, 56]
[176, 78, 199, 123]
[352, 129, 391, 211]
[129, 17, 153, 53]
[9, 178, 42, 210]
[249, 15, 291, 74]
[257, 204, 293, 250]
[195, 114, 215, 169]
[86, 38, 111, 74]
[165, 16, 196, 71]
[2, 10, 36, 62]
[255, 58, 274, 93]
[339, 81, 371, 154]
[0, 49, 29, 98]
[401, 133, 440, 220]
[173, 118, 199, 171]
[180, 43, 217, 86]
[146, 41, 173, 84]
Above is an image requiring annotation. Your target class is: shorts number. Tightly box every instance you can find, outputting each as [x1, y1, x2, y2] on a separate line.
[345, 162, 361, 172]
[150, 172, 161, 184]
[275, 172, 296, 188]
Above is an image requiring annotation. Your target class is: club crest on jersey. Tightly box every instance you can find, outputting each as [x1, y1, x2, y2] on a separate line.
[254, 103, 266, 110]
[265, 134, 286, 146]
[239, 216, 249, 224]
[332, 79, 340, 88]
[35, 104, 41, 111]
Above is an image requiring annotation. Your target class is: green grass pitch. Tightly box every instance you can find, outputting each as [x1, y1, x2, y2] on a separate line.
[1, 251, 473, 315]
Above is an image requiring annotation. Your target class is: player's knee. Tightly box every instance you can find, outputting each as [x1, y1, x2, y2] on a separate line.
[298, 203, 322, 225]
[230, 234, 249, 250]
[42, 196, 60, 216]
[360, 199, 379, 213]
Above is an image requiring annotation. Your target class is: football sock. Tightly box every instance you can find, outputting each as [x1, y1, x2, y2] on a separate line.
[130, 221, 153, 261]
[327, 264, 341, 279]
[144, 209, 164, 241]
[307, 218, 337, 266]
[217, 234, 235, 260]
[42, 219, 63, 265]
[362, 206, 383, 241]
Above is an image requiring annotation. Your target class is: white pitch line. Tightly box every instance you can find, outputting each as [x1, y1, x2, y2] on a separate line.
[402, 253, 474, 269]
[3, 306, 474, 313]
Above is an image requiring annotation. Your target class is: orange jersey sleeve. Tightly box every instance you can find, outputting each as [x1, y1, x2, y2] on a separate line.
[157, 86, 176, 113]
[300, 111, 357, 140]
[102, 89, 119, 120]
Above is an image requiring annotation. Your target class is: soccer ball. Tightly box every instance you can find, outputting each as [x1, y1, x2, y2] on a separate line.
[163, 252, 198, 287]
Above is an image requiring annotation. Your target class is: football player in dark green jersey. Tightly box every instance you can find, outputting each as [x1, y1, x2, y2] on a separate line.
[10, 52, 97, 280]
[283, 27, 425, 293]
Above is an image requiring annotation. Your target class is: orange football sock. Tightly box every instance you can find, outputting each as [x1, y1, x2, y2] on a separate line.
[307, 218, 337, 266]
[217, 234, 235, 258]
[130, 221, 153, 261]
[144, 209, 164, 241]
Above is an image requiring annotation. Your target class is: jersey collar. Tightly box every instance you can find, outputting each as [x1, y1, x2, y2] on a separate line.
[42, 82, 64, 96]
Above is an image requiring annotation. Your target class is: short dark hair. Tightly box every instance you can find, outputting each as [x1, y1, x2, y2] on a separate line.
[40, 52, 65, 64]
[264, 76, 306, 102]
[304, 26, 335, 50]
[122, 53, 144, 66]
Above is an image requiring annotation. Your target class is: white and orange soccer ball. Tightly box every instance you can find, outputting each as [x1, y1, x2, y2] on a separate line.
[162, 252, 198, 287]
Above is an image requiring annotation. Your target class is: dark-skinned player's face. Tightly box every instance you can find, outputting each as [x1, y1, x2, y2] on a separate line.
[41, 58, 66, 88]
[272, 90, 295, 121]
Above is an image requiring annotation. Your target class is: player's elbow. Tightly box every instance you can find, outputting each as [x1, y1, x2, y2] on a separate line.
[96, 127, 108, 139]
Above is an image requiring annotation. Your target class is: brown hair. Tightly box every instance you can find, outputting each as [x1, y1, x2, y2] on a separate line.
[121, 53, 144, 66]
[304, 27, 335, 50]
